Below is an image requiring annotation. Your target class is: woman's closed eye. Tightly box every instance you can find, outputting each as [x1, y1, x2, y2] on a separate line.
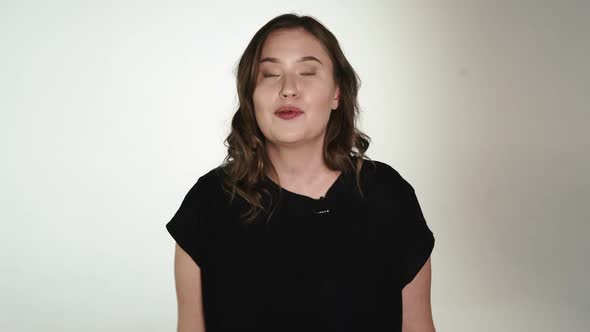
[262, 72, 316, 78]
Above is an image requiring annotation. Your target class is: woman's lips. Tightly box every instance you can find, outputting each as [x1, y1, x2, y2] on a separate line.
[275, 106, 303, 120]
[275, 110, 303, 119]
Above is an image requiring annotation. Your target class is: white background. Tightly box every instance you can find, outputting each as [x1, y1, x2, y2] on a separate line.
[1, 0, 589, 331]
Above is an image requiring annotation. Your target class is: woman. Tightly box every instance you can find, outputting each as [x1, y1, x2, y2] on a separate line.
[166, 13, 435, 332]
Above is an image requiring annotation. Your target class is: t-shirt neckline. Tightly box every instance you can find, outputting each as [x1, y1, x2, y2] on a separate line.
[263, 170, 346, 203]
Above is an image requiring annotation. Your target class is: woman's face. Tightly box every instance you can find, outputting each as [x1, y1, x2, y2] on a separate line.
[253, 28, 340, 148]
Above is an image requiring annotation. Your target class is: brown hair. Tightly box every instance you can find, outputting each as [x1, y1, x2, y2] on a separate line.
[220, 13, 372, 225]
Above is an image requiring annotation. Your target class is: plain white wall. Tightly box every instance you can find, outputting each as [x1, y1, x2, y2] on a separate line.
[1, 1, 588, 331]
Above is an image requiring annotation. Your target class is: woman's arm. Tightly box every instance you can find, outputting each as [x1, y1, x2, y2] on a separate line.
[401, 256, 435, 332]
[174, 244, 206, 332]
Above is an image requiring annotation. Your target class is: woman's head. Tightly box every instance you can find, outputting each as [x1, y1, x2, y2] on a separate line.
[222, 13, 371, 224]
[253, 27, 340, 148]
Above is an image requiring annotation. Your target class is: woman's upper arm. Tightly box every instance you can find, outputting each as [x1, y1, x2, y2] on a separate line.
[401, 256, 435, 332]
[174, 243, 206, 332]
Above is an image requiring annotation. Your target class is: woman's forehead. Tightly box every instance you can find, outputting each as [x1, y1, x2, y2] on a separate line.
[260, 29, 330, 64]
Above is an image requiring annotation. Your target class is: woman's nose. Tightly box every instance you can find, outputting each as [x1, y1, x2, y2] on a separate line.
[280, 74, 299, 98]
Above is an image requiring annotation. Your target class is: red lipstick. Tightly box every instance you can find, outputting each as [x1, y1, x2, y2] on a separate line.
[275, 105, 303, 120]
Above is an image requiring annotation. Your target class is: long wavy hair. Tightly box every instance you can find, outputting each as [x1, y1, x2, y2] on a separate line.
[221, 13, 372, 225]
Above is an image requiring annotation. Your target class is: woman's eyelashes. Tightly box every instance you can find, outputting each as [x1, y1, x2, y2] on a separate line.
[262, 72, 316, 78]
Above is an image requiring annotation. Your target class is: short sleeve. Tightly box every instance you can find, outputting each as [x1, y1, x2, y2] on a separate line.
[165, 177, 206, 268]
[395, 175, 435, 289]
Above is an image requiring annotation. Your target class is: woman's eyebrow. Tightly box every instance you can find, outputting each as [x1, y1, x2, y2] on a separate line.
[259, 55, 323, 65]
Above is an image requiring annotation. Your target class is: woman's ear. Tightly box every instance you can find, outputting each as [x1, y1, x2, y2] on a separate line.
[331, 86, 340, 110]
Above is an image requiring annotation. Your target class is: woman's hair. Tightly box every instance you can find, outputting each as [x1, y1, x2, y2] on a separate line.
[220, 13, 372, 225]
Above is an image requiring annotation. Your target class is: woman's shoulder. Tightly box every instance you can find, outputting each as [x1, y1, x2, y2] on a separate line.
[196, 165, 225, 188]
[360, 158, 406, 184]
[178, 166, 227, 206]
[357, 158, 418, 200]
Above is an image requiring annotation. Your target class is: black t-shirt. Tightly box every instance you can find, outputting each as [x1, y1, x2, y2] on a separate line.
[166, 158, 435, 332]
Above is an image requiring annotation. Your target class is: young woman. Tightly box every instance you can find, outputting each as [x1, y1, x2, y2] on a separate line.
[166, 13, 435, 332]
